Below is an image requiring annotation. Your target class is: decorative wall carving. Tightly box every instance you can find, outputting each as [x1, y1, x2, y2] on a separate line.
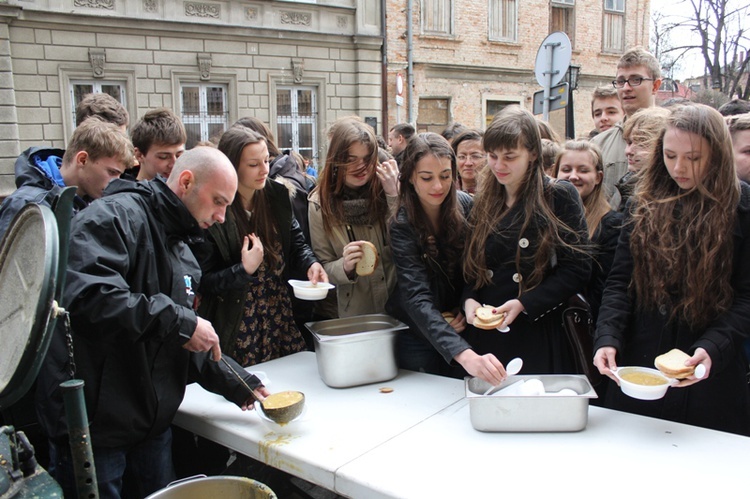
[280, 11, 311, 26]
[292, 58, 304, 84]
[143, 0, 158, 13]
[184, 1, 220, 18]
[197, 53, 212, 81]
[74, 0, 115, 9]
[89, 48, 106, 78]
[337, 16, 347, 28]
[245, 7, 258, 21]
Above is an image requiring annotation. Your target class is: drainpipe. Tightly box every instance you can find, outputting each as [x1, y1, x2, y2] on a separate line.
[407, 0, 414, 123]
[381, 0, 388, 134]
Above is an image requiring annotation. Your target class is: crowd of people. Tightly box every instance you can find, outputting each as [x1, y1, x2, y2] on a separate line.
[2, 43, 750, 498]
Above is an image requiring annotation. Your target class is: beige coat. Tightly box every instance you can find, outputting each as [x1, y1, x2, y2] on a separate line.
[591, 122, 626, 208]
[308, 189, 397, 318]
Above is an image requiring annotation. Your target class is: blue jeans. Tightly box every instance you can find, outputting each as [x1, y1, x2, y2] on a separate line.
[49, 428, 176, 499]
[396, 331, 446, 376]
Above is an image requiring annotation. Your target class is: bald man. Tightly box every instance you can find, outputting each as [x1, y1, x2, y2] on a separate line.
[37, 147, 270, 499]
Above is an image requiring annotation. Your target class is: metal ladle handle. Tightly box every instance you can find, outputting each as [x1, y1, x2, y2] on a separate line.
[219, 356, 265, 402]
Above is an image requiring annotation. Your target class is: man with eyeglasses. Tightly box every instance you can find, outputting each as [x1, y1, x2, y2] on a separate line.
[592, 47, 662, 208]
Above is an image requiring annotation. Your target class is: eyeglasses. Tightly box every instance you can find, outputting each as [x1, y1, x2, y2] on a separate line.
[457, 153, 486, 162]
[612, 77, 654, 88]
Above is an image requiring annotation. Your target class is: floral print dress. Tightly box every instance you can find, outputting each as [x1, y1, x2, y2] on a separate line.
[233, 236, 306, 366]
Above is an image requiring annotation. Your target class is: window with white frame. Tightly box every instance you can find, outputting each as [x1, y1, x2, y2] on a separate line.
[489, 0, 517, 42]
[276, 86, 318, 164]
[603, 0, 625, 52]
[180, 83, 228, 149]
[70, 80, 126, 127]
[421, 0, 453, 35]
[551, 0, 575, 48]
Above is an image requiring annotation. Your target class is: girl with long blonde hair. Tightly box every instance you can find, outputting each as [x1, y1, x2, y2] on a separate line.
[594, 103, 750, 435]
[555, 140, 623, 320]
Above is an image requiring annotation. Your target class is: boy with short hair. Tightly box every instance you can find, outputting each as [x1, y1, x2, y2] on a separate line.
[130, 108, 187, 180]
[590, 86, 624, 135]
[0, 117, 134, 238]
[76, 93, 130, 130]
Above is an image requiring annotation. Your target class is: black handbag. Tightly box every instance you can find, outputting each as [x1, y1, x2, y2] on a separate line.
[561, 293, 603, 387]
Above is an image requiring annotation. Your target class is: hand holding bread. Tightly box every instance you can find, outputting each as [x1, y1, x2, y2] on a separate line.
[655, 347, 711, 387]
[342, 240, 379, 278]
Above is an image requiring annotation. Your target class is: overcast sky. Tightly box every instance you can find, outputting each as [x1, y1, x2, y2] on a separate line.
[650, 0, 749, 81]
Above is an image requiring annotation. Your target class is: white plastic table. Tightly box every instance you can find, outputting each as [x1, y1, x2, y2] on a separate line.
[175, 351, 750, 498]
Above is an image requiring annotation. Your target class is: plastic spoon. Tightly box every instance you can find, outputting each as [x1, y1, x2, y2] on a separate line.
[482, 357, 524, 396]
[694, 363, 707, 379]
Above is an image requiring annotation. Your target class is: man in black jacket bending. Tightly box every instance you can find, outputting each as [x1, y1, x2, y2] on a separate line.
[36, 147, 268, 499]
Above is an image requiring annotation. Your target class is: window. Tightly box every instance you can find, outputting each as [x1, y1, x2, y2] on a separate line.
[485, 99, 516, 127]
[180, 84, 228, 148]
[603, 0, 625, 52]
[417, 98, 449, 133]
[488, 0, 517, 42]
[550, 0, 575, 48]
[276, 87, 318, 164]
[421, 0, 453, 35]
[70, 80, 126, 127]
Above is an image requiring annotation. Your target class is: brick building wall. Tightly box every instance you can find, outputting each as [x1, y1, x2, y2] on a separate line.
[385, 0, 651, 138]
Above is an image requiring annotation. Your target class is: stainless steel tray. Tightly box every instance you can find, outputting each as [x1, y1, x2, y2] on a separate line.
[305, 314, 408, 388]
[465, 375, 597, 432]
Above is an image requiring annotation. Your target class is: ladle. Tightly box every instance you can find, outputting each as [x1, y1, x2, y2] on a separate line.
[220, 357, 305, 424]
[482, 357, 523, 396]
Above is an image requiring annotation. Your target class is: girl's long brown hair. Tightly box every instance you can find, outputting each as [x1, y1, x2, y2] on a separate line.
[463, 106, 585, 291]
[630, 103, 739, 328]
[312, 116, 387, 235]
[217, 126, 280, 266]
[396, 132, 467, 278]
[554, 140, 610, 238]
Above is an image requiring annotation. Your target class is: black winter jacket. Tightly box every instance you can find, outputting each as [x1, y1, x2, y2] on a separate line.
[36, 178, 260, 447]
[386, 191, 473, 363]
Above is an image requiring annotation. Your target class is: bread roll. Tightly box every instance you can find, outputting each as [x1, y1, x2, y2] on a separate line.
[355, 241, 379, 276]
[473, 306, 506, 330]
[655, 348, 694, 378]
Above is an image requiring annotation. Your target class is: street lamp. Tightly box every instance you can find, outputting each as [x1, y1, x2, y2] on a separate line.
[566, 64, 581, 139]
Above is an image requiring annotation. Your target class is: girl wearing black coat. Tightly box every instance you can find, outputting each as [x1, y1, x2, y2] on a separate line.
[594, 104, 750, 436]
[386, 133, 506, 385]
[462, 106, 591, 376]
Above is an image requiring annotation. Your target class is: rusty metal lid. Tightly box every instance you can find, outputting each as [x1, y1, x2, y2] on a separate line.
[0, 204, 59, 410]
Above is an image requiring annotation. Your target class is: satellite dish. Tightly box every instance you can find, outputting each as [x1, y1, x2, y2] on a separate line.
[0, 204, 59, 409]
[534, 32, 572, 88]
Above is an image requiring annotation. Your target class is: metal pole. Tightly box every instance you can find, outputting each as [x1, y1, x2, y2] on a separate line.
[543, 43, 556, 122]
[61, 379, 98, 499]
[406, 0, 414, 123]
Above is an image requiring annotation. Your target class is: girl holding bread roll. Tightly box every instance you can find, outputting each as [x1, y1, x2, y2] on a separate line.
[385, 133, 507, 385]
[462, 106, 591, 375]
[308, 116, 399, 318]
[593, 103, 750, 436]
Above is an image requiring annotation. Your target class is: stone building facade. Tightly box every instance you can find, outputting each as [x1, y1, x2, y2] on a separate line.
[384, 0, 651, 138]
[0, 0, 384, 196]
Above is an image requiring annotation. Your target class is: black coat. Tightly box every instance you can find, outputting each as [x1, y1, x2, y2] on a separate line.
[386, 191, 473, 364]
[594, 184, 750, 436]
[587, 209, 624, 322]
[35, 178, 260, 447]
[193, 178, 319, 355]
[462, 180, 591, 374]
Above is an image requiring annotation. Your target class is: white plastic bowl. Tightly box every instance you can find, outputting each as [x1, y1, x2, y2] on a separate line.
[288, 280, 335, 301]
[612, 366, 676, 401]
